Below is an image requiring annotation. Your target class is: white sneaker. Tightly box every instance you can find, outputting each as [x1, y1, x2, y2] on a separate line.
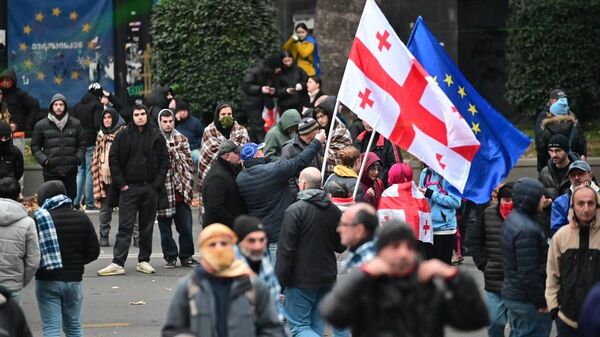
[97, 263, 125, 276]
[136, 262, 155, 274]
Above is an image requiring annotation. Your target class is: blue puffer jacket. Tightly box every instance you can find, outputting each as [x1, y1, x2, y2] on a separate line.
[236, 139, 321, 243]
[551, 192, 570, 233]
[501, 177, 548, 309]
[418, 168, 461, 232]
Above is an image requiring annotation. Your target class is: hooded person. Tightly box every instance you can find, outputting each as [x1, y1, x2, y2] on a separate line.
[197, 102, 249, 221]
[312, 96, 352, 173]
[0, 68, 40, 131]
[144, 85, 174, 122]
[275, 51, 309, 112]
[263, 108, 301, 161]
[156, 109, 197, 268]
[0, 122, 24, 180]
[357, 152, 383, 208]
[31, 93, 85, 200]
[91, 108, 126, 246]
[162, 223, 282, 337]
[33, 180, 100, 337]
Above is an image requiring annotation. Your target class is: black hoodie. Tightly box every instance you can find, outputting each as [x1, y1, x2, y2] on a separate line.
[0, 69, 40, 132]
[34, 181, 100, 282]
[72, 92, 103, 147]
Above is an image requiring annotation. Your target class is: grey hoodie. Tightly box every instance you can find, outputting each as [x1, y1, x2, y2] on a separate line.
[0, 198, 40, 291]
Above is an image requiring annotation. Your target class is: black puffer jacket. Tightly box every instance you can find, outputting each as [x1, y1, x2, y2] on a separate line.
[31, 94, 85, 176]
[241, 60, 276, 111]
[0, 69, 40, 132]
[72, 92, 103, 147]
[236, 139, 321, 243]
[0, 142, 24, 180]
[538, 154, 578, 200]
[34, 181, 100, 282]
[276, 189, 344, 289]
[471, 202, 505, 293]
[501, 177, 548, 309]
[320, 266, 489, 337]
[275, 62, 308, 112]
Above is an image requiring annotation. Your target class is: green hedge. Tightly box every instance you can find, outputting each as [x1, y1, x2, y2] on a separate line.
[505, 0, 600, 123]
[150, 0, 279, 123]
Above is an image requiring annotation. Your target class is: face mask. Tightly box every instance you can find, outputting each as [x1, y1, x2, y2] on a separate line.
[202, 245, 234, 272]
[499, 202, 513, 220]
[220, 115, 234, 129]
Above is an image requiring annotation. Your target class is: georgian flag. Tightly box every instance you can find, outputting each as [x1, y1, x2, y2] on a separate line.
[378, 182, 433, 244]
[338, 0, 480, 192]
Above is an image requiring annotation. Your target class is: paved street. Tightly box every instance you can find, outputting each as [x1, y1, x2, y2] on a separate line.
[21, 208, 502, 337]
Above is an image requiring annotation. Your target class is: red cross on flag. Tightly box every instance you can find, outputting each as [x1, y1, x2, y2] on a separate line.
[377, 182, 433, 244]
[338, 0, 480, 192]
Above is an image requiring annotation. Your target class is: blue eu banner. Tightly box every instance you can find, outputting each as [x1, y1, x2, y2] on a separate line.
[7, 0, 114, 107]
[407, 17, 531, 203]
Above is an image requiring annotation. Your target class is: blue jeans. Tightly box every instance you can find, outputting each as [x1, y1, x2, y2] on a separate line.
[486, 291, 511, 337]
[36, 280, 84, 337]
[504, 298, 551, 337]
[190, 148, 200, 168]
[268, 243, 278, 267]
[157, 202, 195, 260]
[74, 145, 95, 207]
[284, 287, 330, 337]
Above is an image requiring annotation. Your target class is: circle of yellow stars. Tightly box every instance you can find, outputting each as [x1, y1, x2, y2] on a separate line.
[435, 73, 481, 136]
[19, 7, 91, 84]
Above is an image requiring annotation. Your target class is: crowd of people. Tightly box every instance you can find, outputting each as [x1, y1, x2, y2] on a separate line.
[0, 22, 599, 337]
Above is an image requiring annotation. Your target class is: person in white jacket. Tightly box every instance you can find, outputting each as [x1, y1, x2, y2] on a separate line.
[0, 177, 39, 304]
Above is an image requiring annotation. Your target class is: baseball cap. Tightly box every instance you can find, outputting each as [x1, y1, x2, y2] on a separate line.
[217, 140, 242, 156]
[240, 142, 265, 161]
[568, 160, 592, 175]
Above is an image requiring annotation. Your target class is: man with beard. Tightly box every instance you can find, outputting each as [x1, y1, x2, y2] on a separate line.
[202, 140, 246, 228]
[31, 94, 85, 200]
[546, 185, 600, 337]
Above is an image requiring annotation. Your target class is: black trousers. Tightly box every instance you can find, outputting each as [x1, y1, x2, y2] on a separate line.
[433, 233, 456, 265]
[246, 107, 266, 143]
[113, 184, 157, 266]
[43, 172, 76, 201]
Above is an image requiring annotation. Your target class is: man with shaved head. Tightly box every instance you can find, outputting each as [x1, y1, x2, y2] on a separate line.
[338, 203, 378, 274]
[276, 166, 346, 337]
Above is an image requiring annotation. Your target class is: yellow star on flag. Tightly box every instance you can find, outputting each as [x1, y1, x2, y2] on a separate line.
[35, 12, 44, 22]
[52, 7, 61, 17]
[443, 74, 454, 87]
[82, 23, 92, 33]
[471, 122, 481, 135]
[71, 71, 80, 80]
[37, 72, 46, 81]
[70, 11, 78, 21]
[23, 25, 32, 35]
[19, 43, 28, 51]
[468, 103, 478, 116]
[54, 76, 63, 85]
[458, 86, 466, 99]
[23, 59, 33, 70]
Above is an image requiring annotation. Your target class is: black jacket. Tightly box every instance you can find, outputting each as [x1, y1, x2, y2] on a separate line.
[0, 69, 40, 132]
[35, 181, 100, 282]
[144, 86, 171, 122]
[202, 157, 247, 227]
[471, 203, 505, 293]
[236, 139, 322, 243]
[276, 189, 344, 289]
[501, 178, 548, 309]
[320, 266, 489, 337]
[0, 286, 33, 337]
[0, 143, 24, 180]
[72, 92, 103, 147]
[275, 63, 308, 112]
[31, 96, 85, 176]
[241, 61, 276, 111]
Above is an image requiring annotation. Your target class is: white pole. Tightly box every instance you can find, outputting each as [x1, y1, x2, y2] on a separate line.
[352, 129, 377, 201]
[320, 99, 341, 186]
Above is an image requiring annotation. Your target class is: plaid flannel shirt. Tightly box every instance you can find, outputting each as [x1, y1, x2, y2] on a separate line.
[33, 194, 72, 271]
[340, 240, 376, 274]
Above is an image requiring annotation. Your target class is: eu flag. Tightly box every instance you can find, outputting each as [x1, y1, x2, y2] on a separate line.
[407, 17, 530, 203]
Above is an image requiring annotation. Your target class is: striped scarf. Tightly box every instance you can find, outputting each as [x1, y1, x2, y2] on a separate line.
[33, 194, 72, 271]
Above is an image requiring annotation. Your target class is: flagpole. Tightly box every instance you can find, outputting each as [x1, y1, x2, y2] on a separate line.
[320, 98, 341, 186]
[352, 129, 377, 201]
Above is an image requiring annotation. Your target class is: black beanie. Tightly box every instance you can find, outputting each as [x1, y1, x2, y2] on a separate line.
[497, 182, 514, 200]
[233, 215, 265, 242]
[376, 219, 417, 252]
[548, 134, 569, 152]
[0, 122, 11, 138]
